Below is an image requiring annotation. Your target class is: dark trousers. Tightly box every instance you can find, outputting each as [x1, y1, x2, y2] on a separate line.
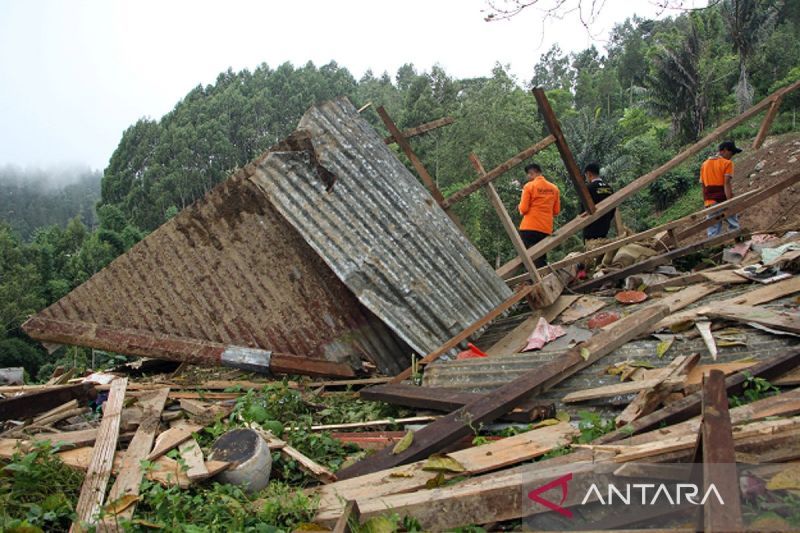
[519, 230, 549, 269]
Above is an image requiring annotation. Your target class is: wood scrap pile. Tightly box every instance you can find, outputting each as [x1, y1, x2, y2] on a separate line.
[296, 237, 800, 530]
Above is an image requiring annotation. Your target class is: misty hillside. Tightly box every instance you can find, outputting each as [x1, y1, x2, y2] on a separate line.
[0, 166, 101, 239]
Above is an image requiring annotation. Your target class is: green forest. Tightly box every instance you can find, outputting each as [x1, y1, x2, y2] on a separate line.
[2, 0, 800, 380]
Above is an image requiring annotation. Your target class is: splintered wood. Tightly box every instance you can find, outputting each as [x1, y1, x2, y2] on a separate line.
[71, 378, 128, 532]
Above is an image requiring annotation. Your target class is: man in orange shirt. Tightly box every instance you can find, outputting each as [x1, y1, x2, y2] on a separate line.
[518, 163, 561, 268]
[700, 141, 742, 237]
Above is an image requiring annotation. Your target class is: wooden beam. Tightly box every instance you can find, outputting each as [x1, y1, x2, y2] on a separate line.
[312, 423, 577, 522]
[702, 304, 800, 335]
[752, 95, 783, 149]
[332, 500, 360, 533]
[656, 275, 800, 330]
[359, 383, 554, 423]
[615, 354, 700, 427]
[262, 432, 337, 484]
[495, 78, 800, 278]
[572, 230, 740, 292]
[147, 422, 204, 461]
[471, 153, 543, 285]
[71, 378, 127, 532]
[337, 304, 668, 479]
[532, 87, 595, 213]
[384, 116, 454, 145]
[700, 370, 744, 532]
[103, 387, 169, 525]
[595, 346, 800, 443]
[389, 284, 534, 383]
[441, 135, 556, 208]
[0, 383, 95, 422]
[376, 106, 446, 205]
[178, 438, 209, 481]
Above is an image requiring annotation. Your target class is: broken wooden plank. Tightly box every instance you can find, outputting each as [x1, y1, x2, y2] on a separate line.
[563, 377, 667, 403]
[178, 437, 209, 480]
[0, 382, 95, 422]
[71, 377, 127, 532]
[615, 354, 699, 427]
[656, 274, 800, 330]
[484, 295, 579, 356]
[359, 383, 553, 422]
[312, 422, 577, 521]
[695, 321, 718, 360]
[147, 421, 204, 461]
[560, 295, 607, 324]
[595, 346, 800, 443]
[179, 398, 232, 425]
[383, 116, 454, 145]
[0, 435, 228, 490]
[702, 304, 800, 335]
[307, 417, 437, 432]
[336, 304, 668, 479]
[752, 95, 783, 149]
[495, 79, 800, 278]
[331, 500, 360, 533]
[262, 432, 336, 484]
[533, 87, 595, 213]
[573, 230, 741, 292]
[103, 387, 169, 525]
[700, 370, 743, 532]
[376, 106, 446, 205]
[442, 135, 556, 208]
[390, 284, 534, 383]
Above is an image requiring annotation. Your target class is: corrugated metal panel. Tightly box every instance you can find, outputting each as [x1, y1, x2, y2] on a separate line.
[251, 97, 512, 356]
[27, 169, 411, 374]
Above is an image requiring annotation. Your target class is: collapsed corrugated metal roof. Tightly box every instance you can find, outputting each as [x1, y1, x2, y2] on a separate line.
[23, 97, 511, 375]
[253, 97, 512, 357]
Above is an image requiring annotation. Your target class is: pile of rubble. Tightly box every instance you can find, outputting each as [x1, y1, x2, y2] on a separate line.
[2, 80, 800, 531]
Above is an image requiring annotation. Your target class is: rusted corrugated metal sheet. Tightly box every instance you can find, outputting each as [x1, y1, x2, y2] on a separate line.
[24, 97, 511, 375]
[25, 169, 410, 375]
[251, 97, 512, 356]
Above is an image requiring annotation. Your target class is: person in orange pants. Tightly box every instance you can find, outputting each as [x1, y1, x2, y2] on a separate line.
[518, 163, 561, 268]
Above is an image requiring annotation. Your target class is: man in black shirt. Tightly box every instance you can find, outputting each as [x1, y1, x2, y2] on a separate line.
[582, 162, 616, 241]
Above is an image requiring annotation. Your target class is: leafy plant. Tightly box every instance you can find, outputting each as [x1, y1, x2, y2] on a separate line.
[0, 442, 83, 532]
[575, 411, 616, 443]
[730, 372, 779, 407]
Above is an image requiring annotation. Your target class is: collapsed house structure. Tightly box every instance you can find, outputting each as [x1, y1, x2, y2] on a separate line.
[3, 79, 800, 531]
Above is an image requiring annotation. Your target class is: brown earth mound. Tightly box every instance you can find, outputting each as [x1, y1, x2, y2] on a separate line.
[732, 132, 800, 232]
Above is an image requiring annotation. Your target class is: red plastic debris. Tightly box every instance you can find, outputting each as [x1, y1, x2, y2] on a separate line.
[588, 311, 621, 329]
[456, 342, 489, 360]
[615, 290, 648, 304]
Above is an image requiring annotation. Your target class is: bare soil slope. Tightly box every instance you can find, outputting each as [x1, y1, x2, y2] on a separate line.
[732, 132, 800, 231]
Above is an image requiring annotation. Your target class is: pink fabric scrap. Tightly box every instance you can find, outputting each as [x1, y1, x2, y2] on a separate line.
[523, 317, 567, 352]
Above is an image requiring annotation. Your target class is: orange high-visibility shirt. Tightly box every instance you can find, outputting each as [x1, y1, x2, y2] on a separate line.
[518, 175, 561, 234]
[700, 156, 734, 206]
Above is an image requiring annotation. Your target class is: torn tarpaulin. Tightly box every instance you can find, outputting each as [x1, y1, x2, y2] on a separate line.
[523, 318, 566, 351]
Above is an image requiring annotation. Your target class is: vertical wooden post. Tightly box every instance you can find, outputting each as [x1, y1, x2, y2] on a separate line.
[532, 88, 596, 214]
[700, 370, 744, 533]
[376, 106, 446, 205]
[752, 96, 783, 149]
[470, 154, 543, 284]
[613, 210, 626, 237]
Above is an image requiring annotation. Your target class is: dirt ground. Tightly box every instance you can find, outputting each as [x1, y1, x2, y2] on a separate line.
[732, 131, 800, 232]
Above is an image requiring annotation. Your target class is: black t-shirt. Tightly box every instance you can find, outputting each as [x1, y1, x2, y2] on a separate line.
[583, 178, 616, 240]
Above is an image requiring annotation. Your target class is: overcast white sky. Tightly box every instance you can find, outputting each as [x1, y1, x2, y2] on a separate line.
[0, 0, 701, 172]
